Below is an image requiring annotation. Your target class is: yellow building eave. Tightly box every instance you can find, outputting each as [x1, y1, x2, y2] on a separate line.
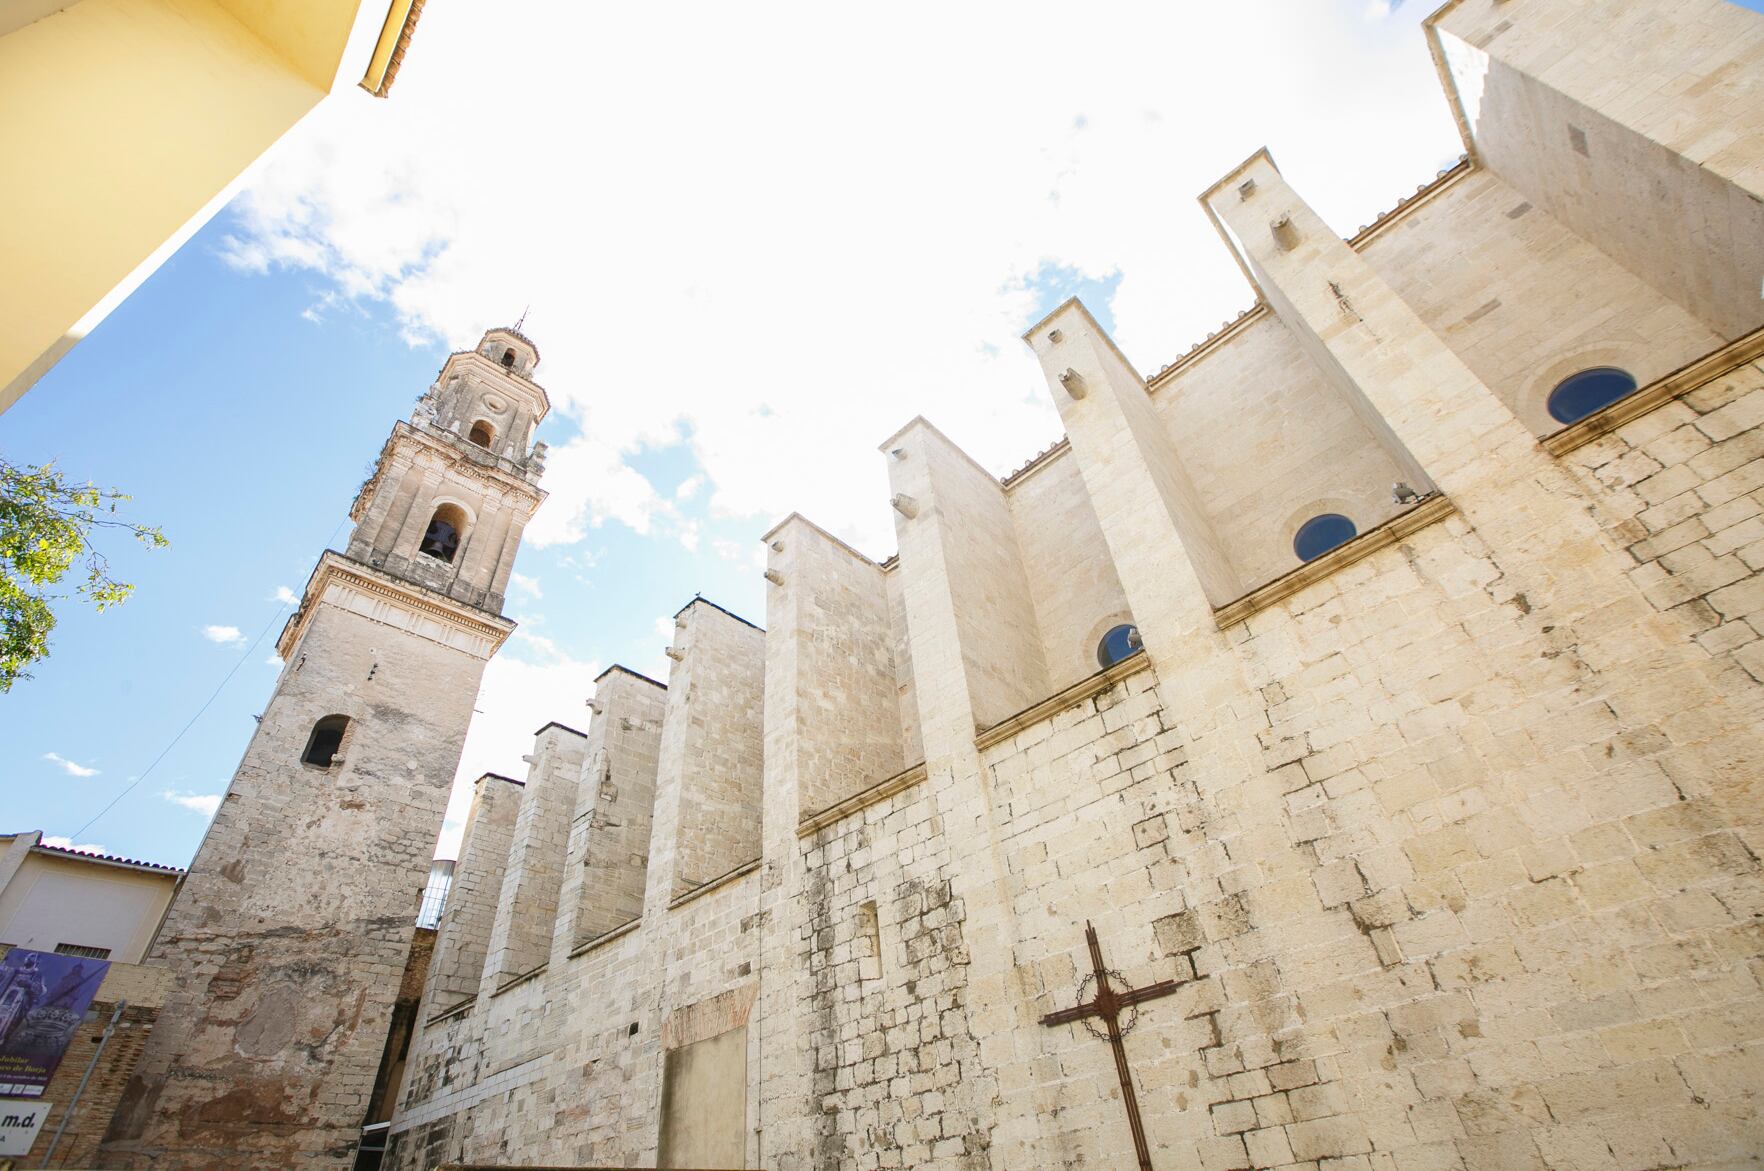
[360, 0, 423, 97]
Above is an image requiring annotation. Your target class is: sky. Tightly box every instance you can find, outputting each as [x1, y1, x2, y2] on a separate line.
[1, 0, 1479, 868]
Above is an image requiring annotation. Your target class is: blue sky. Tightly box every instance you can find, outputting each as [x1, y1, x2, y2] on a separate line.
[2, 0, 1489, 866]
[1, 213, 778, 864]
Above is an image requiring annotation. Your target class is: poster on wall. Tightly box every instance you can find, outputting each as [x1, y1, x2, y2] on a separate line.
[0, 949, 109, 1097]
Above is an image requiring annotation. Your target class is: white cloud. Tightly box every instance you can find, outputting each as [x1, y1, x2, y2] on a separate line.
[510, 572, 543, 598]
[440, 639, 603, 858]
[161, 790, 224, 819]
[202, 625, 245, 645]
[41, 835, 108, 854]
[43, 752, 99, 778]
[272, 585, 300, 606]
[221, 2, 1458, 560]
[266, 654, 285, 669]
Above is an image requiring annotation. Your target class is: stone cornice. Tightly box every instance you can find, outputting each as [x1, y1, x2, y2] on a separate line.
[1212, 494, 1458, 628]
[278, 551, 516, 660]
[1541, 327, 1764, 457]
[491, 961, 548, 998]
[567, 917, 642, 959]
[796, 762, 930, 838]
[667, 857, 761, 910]
[351, 421, 546, 523]
[974, 656, 1154, 753]
[425, 995, 476, 1027]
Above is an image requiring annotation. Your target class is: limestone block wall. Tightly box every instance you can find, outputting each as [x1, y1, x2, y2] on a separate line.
[483, 723, 586, 988]
[388, 852, 762, 1170]
[1151, 312, 1413, 591]
[764, 513, 910, 821]
[884, 418, 1051, 728]
[967, 511, 1764, 1169]
[425, 773, 523, 1011]
[563, 667, 666, 948]
[661, 600, 767, 896]
[784, 779, 993, 1171]
[1005, 447, 1136, 688]
[1432, 0, 1764, 340]
[1562, 355, 1764, 687]
[373, 10, 1764, 1170]
[102, 596, 483, 1170]
[883, 563, 925, 763]
[1358, 167, 1723, 435]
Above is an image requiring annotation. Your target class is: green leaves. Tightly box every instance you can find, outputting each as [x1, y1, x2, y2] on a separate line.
[0, 457, 167, 692]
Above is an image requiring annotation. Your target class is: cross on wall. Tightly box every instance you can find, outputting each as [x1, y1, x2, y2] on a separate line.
[1039, 921, 1186, 1171]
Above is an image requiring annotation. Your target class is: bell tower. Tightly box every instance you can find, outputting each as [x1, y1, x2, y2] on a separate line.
[101, 329, 549, 1170]
[346, 325, 550, 613]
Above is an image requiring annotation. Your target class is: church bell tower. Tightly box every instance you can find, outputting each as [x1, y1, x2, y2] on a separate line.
[101, 329, 550, 1170]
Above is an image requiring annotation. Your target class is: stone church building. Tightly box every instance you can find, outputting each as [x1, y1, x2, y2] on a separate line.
[99, 0, 1764, 1168]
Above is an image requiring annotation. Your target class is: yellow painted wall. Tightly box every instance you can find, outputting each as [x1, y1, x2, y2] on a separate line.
[0, 0, 366, 413]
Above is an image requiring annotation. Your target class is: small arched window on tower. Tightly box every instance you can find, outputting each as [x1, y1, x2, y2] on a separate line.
[501, 348, 516, 369]
[302, 715, 350, 767]
[1294, 513, 1357, 563]
[420, 503, 467, 563]
[1096, 623, 1143, 669]
[1546, 366, 1638, 426]
[468, 420, 495, 448]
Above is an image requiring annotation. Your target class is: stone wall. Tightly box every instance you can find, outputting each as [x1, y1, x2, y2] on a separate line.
[1152, 311, 1413, 591]
[1358, 167, 1723, 435]
[883, 564, 925, 765]
[664, 600, 766, 895]
[1433, 0, 1764, 341]
[1006, 446, 1135, 689]
[565, 667, 666, 947]
[884, 418, 1050, 728]
[1564, 354, 1764, 686]
[484, 723, 585, 987]
[764, 514, 908, 821]
[102, 589, 489, 1170]
[425, 773, 523, 1011]
[376, 5, 1764, 1169]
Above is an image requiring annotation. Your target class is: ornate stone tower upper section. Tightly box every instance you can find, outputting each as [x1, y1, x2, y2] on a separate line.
[342, 327, 551, 617]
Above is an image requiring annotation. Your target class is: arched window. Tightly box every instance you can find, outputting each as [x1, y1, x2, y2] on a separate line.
[420, 503, 467, 563]
[1294, 513, 1357, 562]
[1546, 366, 1638, 425]
[501, 348, 516, 368]
[303, 715, 349, 767]
[468, 420, 495, 448]
[1096, 623, 1143, 669]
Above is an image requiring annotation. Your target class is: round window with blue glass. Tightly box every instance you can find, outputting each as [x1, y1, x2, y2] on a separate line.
[1096, 623, 1142, 668]
[1293, 513, 1357, 563]
[1547, 367, 1637, 425]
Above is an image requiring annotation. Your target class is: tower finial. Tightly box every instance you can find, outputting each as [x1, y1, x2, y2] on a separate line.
[513, 305, 529, 332]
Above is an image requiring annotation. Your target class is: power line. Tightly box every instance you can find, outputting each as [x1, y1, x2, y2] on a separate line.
[70, 517, 350, 840]
[71, 601, 289, 839]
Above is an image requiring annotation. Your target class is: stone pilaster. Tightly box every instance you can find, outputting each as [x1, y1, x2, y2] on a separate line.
[483, 722, 587, 991]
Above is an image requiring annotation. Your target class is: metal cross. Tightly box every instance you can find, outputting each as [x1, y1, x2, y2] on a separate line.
[1039, 921, 1183, 1171]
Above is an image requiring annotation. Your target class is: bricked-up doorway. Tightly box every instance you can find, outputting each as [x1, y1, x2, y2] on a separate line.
[655, 1025, 746, 1169]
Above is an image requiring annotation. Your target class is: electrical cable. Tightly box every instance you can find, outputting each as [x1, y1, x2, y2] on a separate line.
[68, 518, 350, 839]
